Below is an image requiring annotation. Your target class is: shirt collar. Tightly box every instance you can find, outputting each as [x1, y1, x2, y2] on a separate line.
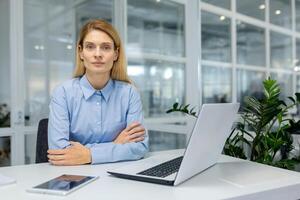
[100, 78, 114, 102]
[79, 75, 114, 102]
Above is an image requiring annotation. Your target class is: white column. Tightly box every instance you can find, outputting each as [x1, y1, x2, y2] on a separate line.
[10, 0, 25, 165]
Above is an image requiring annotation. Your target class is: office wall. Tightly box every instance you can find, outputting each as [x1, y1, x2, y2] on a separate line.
[0, 0, 10, 106]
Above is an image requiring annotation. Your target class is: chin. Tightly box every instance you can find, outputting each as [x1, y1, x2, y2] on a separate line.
[87, 68, 111, 75]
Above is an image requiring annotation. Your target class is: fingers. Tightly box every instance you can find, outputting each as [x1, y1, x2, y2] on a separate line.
[131, 136, 145, 142]
[47, 142, 80, 155]
[48, 154, 65, 161]
[125, 122, 141, 132]
[129, 131, 145, 140]
[47, 149, 67, 155]
[128, 125, 145, 134]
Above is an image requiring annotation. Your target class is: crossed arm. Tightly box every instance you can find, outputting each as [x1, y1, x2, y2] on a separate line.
[47, 122, 146, 166]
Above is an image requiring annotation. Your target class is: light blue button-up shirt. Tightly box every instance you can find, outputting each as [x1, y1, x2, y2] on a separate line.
[48, 75, 149, 164]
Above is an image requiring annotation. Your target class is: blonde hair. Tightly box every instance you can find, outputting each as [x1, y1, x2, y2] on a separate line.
[73, 19, 131, 83]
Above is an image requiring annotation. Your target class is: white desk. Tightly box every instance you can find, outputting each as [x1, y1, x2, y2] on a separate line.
[1, 149, 300, 200]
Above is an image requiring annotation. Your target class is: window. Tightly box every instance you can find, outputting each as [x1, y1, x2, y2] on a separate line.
[237, 69, 265, 105]
[202, 0, 231, 10]
[237, 21, 265, 66]
[127, 0, 186, 117]
[270, 31, 293, 69]
[270, 0, 292, 29]
[202, 65, 232, 103]
[201, 11, 231, 62]
[0, 136, 11, 167]
[23, 0, 113, 126]
[0, 0, 10, 128]
[236, 0, 265, 20]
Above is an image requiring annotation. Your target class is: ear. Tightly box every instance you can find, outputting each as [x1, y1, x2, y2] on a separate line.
[78, 45, 84, 60]
[113, 48, 119, 61]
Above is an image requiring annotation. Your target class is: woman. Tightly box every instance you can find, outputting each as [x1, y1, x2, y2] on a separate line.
[47, 19, 148, 165]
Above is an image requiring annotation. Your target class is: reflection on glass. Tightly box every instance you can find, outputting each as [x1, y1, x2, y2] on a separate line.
[75, 0, 113, 31]
[127, 0, 185, 56]
[0, 0, 10, 127]
[237, 21, 265, 66]
[0, 137, 11, 167]
[297, 0, 300, 32]
[270, 0, 292, 29]
[270, 31, 293, 69]
[24, 0, 113, 125]
[202, 11, 231, 62]
[128, 60, 185, 117]
[296, 39, 300, 67]
[25, 134, 36, 164]
[236, 0, 265, 20]
[237, 69, 265, 106]
[202, 0, 231, 10]
[202, 65, 232, 103]
[149, 131, 186, 152]
[297, 75, 300, 92]
[270, 72, 293, 100]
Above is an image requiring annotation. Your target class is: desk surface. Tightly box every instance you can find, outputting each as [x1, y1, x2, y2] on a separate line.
[1, 149, 300, 200]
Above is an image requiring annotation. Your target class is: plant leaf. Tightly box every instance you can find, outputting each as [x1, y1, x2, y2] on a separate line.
[288, 96, 295, 104]
[173, 102, 178, 109]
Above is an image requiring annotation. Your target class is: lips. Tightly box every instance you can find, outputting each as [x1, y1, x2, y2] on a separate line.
[92, 62, 105, 65]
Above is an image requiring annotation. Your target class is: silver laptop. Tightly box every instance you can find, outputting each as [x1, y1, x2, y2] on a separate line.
[107, 103, 239, 186]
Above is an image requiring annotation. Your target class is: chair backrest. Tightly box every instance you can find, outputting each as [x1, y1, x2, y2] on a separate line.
[35, 118, 49, 163]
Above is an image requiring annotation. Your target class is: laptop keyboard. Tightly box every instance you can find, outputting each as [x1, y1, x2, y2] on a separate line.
[137, 156, 183, 178]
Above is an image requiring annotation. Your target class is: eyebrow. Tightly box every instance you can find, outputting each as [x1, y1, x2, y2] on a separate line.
[84, 41, 114, 45]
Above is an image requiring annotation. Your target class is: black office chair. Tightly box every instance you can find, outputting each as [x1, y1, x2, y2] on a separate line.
[35, 118, 49, 163]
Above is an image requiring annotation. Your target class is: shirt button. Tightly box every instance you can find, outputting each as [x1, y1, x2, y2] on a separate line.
[96, 102, 100, 105]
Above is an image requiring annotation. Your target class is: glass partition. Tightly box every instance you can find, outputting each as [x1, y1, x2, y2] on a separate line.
[202, 11, 231, 62]
[297, 75, 300, 92]
[148, 131, 186, 152]
[25, 134, 37, 164]
[270, 72, 293, 100]
[237, 69, 265, 106]
[127, 0, 186, 118]
[202, 0, 231, 10]
[236, 0, 265, 20]
[0, 0, 10, 127]
[202, 65, 232, 103]
[296, 0, 300, 32]
[237, 21, 265, 66]
[0, 136, 11, 167]
[270, 31, 293, 69]
[297, 38, 300, 67]
[127, 0, 185, 56]
[129, 60, 185, 117]
[23, 0, 113, 126]
[270, 0, 292, 29]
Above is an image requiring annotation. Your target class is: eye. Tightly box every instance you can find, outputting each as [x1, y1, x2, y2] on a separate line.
[102, 45, 112, 51]
[85, 44, 95, 50]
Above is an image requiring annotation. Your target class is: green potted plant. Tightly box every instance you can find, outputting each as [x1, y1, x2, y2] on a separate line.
[166, 78, 300, 170]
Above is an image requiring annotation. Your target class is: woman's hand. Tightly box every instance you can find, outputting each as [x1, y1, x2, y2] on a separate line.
[47, 141, 91, 166]
[113, 122, 145, 144]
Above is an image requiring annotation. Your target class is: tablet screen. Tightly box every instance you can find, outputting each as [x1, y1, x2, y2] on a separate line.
[33, 174, 95, 191]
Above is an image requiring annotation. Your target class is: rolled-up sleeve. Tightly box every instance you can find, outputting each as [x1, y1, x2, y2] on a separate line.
[48, 86, 71, 150]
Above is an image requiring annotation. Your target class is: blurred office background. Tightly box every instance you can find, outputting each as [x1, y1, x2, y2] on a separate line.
[0, 0, 299, 166]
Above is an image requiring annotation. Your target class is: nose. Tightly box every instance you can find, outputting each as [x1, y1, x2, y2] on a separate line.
[94, 47, 103, 57]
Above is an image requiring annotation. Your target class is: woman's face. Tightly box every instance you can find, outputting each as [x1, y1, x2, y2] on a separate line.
[79, 30, 118, 77]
